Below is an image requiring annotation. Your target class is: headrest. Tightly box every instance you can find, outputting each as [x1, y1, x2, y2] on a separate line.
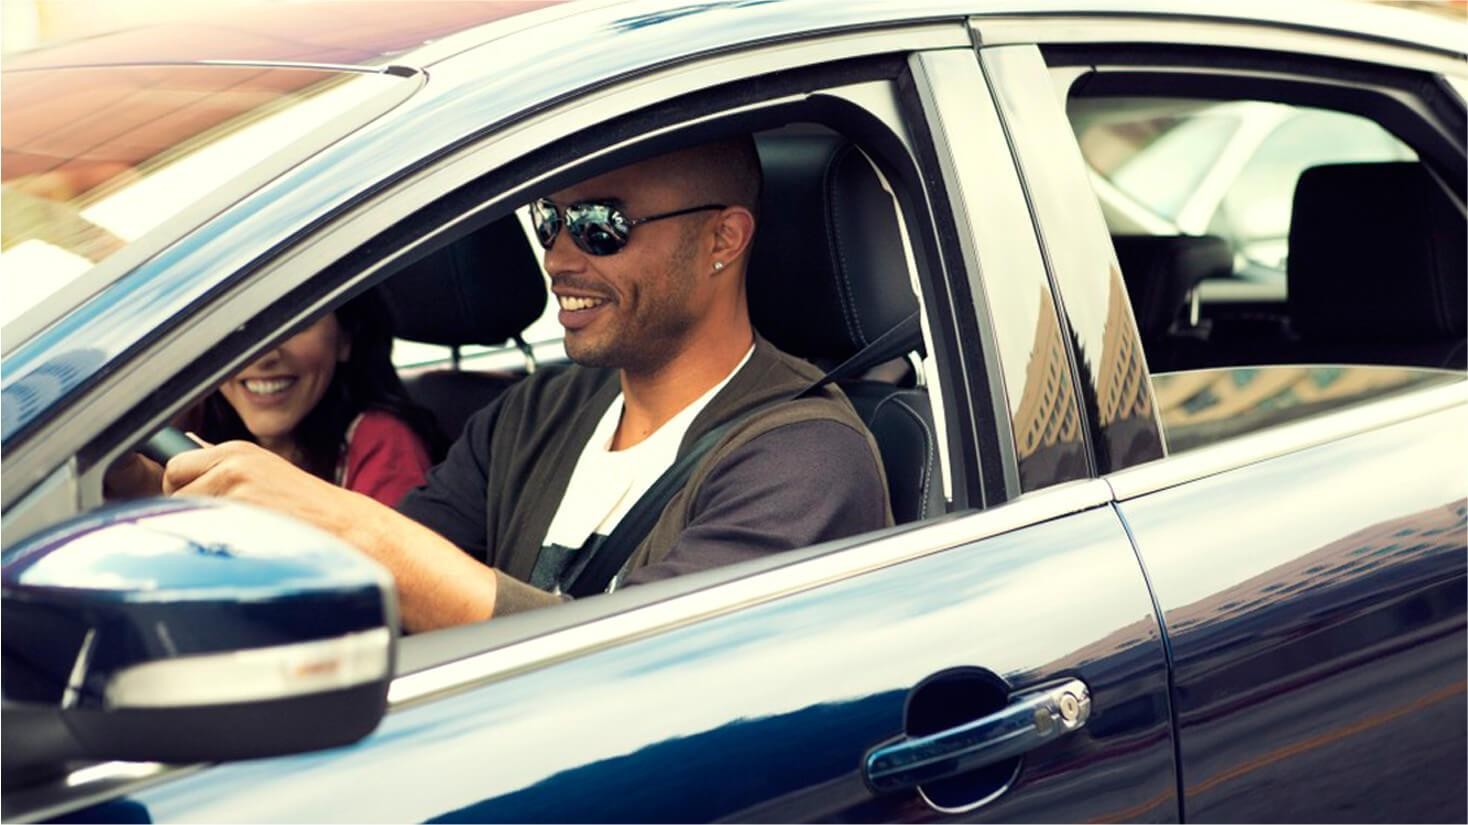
[1113, 234, 1232, 339]
[381, 215, 547, 347]
[747, 134, 919, 364]
[1289, 162, 1465, 341]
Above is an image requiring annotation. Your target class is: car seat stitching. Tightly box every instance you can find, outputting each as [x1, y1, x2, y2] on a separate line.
[823, 145, 867, 348]
[875, 393, 935, 521]
[1422, 181, 1453, 337]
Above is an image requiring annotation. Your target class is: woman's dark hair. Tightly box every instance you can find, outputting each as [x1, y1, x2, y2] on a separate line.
[198, 290, 448, 481]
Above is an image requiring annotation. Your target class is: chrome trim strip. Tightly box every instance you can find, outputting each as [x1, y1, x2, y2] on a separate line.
[972, 15, 1468, 75]
[106, 628, 391, 708]
[387, 479, 1112, 708]
[61, 629, 98, 709]
[198, 59, 417, 75]
[1107, 378, 1466, 501]
[64, 762, 167, 788]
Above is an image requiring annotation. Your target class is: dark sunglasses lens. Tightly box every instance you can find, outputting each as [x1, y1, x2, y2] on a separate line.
[530, 200, 560, 249]
[566, 203, 629, 256]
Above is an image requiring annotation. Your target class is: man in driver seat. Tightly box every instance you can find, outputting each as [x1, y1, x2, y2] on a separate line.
[165, 137, 892, 631]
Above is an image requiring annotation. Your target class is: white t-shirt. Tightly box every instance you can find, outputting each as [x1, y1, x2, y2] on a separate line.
[540, 346, 755, 565]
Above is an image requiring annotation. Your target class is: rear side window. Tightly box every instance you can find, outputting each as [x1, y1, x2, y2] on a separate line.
[1070, 97, 1415, 296]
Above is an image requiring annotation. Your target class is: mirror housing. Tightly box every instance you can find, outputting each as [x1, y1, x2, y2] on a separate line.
[2, 498, 396, 777]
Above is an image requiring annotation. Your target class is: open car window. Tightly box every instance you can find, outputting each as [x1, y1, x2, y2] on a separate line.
[1048, 48, 1465, 387]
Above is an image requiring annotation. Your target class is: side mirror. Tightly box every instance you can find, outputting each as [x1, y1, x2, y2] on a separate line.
[2, 498, 397, 780]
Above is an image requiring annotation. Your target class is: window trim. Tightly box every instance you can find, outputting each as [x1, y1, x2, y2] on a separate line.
[1057, 64, 1465, 202]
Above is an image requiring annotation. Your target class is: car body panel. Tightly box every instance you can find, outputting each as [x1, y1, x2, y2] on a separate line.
[1120, 403, 1467, 821]
[65, 505, 1176, 823]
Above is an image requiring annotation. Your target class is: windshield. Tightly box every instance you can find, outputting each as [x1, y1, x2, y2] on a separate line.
[1, 65, 406, 329]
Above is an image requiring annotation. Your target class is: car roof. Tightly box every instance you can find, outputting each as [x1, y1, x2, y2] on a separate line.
[5, 0, 1463, 74]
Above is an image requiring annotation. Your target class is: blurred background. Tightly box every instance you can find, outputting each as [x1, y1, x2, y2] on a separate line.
[3, 0, 1465, 56]
[3, 0, 285, 55]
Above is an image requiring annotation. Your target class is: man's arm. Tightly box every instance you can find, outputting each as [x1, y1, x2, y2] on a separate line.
[622, 419, 890, 587]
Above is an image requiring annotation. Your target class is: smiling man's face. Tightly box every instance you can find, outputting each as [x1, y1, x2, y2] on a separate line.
[541, 158, 715, 374]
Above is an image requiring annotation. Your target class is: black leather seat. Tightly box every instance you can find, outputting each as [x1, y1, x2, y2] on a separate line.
[1112, 234, 1232, 371]
[380, 215, 548, 439]
[748, 134, 943, 524]
[1114, 234, 1232, 341]
[1285, 162, 1466, 370]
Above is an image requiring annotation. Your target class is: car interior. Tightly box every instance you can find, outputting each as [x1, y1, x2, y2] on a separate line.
[1107, 160, 1466, 373]
[1063, 71, 1467, 376]
[376, 127, 944, 528]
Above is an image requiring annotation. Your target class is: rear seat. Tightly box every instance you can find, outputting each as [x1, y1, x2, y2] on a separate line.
[1114, 162, 1465, 372]
[1112, 234, 1232, 371]
[381, 215, 549, 440]
[1283, 162, 1465, 370]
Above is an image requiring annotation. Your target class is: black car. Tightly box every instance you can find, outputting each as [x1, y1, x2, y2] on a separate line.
[3, 1, 1464, 821]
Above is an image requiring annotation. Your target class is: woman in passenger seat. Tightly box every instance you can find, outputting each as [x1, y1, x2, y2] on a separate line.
[109, 291, 446, 506]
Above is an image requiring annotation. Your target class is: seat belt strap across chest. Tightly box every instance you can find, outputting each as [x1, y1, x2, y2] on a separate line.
[563, 312, 922, 598]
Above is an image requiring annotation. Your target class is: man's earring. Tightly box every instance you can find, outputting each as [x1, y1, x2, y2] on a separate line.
[713, 261, 725, 271]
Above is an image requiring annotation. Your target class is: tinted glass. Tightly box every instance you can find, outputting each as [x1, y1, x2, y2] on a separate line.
[1154, 365, 1460, 453]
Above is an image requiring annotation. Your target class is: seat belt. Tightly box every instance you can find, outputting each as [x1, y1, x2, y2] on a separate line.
[564, 312, 922, 598]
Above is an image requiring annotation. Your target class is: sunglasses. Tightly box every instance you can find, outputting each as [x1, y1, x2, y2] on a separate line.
[530, 198, 726, 256]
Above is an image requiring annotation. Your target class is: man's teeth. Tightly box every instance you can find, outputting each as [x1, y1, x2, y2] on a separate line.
[558, 296, 606, 311]
[244, 377, 295, 395]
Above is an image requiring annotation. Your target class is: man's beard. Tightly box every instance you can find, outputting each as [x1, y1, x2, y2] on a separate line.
[566, 240, 698, 373]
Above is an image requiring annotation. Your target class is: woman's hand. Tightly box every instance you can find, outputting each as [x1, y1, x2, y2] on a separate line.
[103, 452, 166, 500]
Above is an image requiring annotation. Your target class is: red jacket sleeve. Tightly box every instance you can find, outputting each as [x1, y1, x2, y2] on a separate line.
[340, 410, 432, 507]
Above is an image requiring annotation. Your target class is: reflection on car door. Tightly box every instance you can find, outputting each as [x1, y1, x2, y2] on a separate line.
[98, 495, 1178, 823]
[1113, 404, 1467, 822]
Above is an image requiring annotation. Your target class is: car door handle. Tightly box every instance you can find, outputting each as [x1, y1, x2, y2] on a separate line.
[864, 678, 1091, 793]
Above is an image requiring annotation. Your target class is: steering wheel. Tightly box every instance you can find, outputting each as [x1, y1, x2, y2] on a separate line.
[138, 426, 201, 465]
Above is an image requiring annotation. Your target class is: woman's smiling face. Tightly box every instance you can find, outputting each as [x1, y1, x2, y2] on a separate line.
[218, 313, 350, 457]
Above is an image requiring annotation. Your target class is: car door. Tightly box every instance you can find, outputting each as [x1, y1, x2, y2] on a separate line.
[974, 18, 1467, 824]
[72, 496, 1168, 824]
[20, 32, 1179, 824]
